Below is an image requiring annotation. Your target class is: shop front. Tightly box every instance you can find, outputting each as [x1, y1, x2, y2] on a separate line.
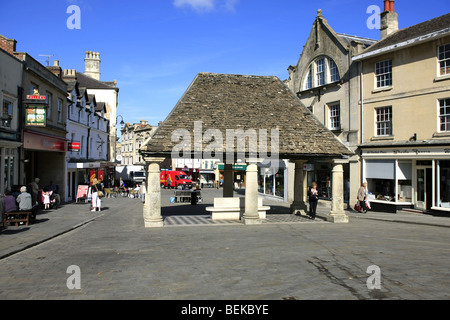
[22, 129, 67, 202]
[257, 160, 288, 201]
[0, 139, 21, 195]
[362, 145, 450, 214]
[304, 160, 350, 203]
[218, 164, 247, 189]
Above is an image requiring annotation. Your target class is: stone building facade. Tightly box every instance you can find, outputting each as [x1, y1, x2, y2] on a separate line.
[285, 9, 376, 206]
[353, 10, 450, 213]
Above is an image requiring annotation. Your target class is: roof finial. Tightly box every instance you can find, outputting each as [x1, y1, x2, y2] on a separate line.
[317, 9, 323, 17]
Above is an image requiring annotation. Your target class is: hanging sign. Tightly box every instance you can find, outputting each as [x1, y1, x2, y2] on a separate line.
[25, 106, 46, 126]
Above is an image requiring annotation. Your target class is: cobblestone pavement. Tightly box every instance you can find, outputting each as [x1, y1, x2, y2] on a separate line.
[0, 189, 449, 301]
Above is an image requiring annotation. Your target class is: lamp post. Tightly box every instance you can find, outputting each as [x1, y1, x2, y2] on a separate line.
[116, 115, 125, 127]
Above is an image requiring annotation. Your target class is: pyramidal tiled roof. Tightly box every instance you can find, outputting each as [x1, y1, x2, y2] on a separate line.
[142, 73, 353, 159]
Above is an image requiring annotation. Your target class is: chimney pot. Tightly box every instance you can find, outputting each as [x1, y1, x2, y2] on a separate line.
[54, 60, 59, 66]
[390, 0, 395, 12]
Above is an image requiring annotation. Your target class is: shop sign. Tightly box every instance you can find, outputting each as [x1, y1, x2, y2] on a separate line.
[25, 106, 46, 127]
[218, 164, 247, 171]
[23, 131, 67, 152]
[303, 164, 314, 171]
[68, 142, 81, 152]
[26, 95, 46, 100]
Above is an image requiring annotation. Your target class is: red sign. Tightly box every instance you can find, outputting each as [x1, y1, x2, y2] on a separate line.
[26, 95, 47, 100]
[23, 131, 67, 152]
[76, 185, 89, 201]
[68, 142, 81, 151]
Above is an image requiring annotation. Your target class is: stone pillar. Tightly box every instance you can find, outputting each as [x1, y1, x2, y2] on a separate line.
[243, 163, 261, 225]
[290, 160, 308, 215]
[327, 159, 349, 223]
[223, 163, 234, 198]
[143, 157, 166, 228]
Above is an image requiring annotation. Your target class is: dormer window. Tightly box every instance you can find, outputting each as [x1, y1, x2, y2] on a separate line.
[303, 56, 340, 90]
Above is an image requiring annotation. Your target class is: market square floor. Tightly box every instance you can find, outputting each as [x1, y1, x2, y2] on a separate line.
[0, 188, 449, 300]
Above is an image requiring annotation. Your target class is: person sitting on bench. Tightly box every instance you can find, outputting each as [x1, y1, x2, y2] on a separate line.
[16, 186, 33, 211]
[3, 190, 18, 213]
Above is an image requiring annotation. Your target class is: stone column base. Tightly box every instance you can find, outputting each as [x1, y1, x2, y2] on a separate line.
[290, 202, 308, 216]
[327, 212, 349, 223]
[144, 219, 164, 228]
[243, 217, 262, 225]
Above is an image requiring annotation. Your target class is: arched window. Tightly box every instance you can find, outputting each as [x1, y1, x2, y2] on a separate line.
[303, 57, 340, 90]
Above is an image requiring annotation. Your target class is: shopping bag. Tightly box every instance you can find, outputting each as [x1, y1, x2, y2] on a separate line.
[365, 201, 371, 210]
[354, 202, 361, 212]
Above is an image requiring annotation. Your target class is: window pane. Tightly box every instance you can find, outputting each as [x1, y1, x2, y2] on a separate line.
[438, 44, 450, 76]
[376, 106, 392, 136]
[375, 60, 392, 88]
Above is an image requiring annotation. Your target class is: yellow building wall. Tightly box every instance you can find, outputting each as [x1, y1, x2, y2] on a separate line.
[361, 35, 450, 143]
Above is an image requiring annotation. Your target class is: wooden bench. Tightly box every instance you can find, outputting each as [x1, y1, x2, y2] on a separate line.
[3, 211, 34, 226]
[174, 190, 203, 203]
[206, 197, 270, 220]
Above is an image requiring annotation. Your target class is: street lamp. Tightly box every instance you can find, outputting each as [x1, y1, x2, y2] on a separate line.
[116, 115, 125, 126]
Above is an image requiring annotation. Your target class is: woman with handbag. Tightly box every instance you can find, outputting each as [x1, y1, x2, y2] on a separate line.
[307, 182, 319, 220]
[357, 182, 368, 213]
[91, 178, 104, 212]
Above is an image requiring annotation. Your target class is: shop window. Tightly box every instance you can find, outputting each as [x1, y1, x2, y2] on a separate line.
[438, 160, 450, 208]
[258, 163, 286, 198]
[365, 160, 412, 203]
[397, 161, 412, 203]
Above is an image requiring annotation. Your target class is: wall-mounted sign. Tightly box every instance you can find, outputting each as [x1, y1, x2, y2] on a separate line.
[25, 106, 46, 127]
[26, 95, 46, 100]
[68, 142, 81, 152]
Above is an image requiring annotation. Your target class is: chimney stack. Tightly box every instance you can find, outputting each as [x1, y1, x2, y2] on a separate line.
[84, 50, 101, 80]
[47, 59, 63, 78]
[0, 35, 17, 55]
[380, 0, 398, 40]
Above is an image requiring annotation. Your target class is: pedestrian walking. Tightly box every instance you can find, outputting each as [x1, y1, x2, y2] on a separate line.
[307, 182, 319, 220]
[357, 182, 368, 213]
[139, 182, 146, 203]
[91, 178, 103, 212]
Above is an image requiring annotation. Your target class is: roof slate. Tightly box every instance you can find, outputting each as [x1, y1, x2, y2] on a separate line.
[362, 13, 450, 54]
[76, 72, 119, 91]
[142, 73, 353, 159]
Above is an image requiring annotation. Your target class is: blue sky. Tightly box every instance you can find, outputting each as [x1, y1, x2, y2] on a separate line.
[1, 0, 449, 129]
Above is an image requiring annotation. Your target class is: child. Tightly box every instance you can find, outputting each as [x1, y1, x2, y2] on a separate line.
[43, 191, 50, 210]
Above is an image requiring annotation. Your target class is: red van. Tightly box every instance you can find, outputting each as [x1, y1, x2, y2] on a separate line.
[160, 171, 193, 189]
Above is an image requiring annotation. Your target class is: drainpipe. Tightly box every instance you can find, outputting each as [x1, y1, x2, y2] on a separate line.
[359, 61, 364, 146]
[359, 60, 365, 184]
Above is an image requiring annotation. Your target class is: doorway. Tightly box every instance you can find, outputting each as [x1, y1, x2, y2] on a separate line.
[416, 167, 432, 211]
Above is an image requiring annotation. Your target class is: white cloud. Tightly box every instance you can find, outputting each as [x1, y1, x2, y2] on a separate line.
[174, 0, 215, 12]
[173, 0, 239, 13]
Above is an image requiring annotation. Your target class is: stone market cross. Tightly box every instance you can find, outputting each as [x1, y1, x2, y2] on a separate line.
[140, 73, 354, 227]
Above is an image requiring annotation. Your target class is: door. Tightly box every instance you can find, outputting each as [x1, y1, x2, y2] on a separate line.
[416, 167, 432, 211]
